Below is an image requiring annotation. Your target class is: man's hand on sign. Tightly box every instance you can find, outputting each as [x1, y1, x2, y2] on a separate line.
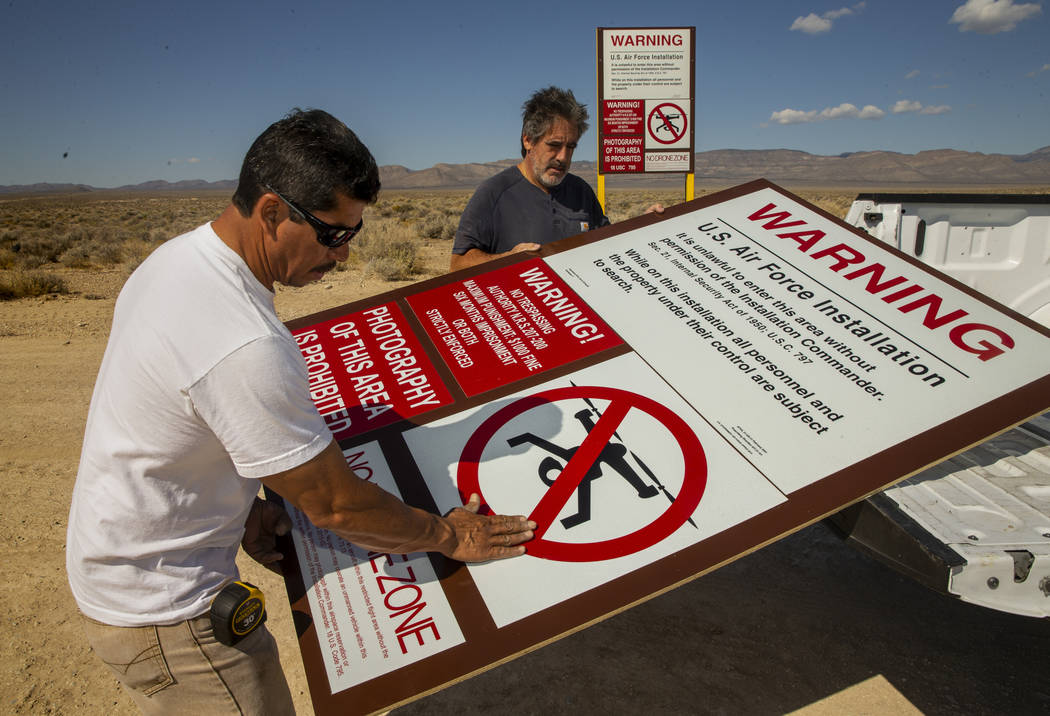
[242, 497, 293, 574]
[510, 241, 542, 254]
[443, 493, 536, 562]
[644, 203, 665, 215]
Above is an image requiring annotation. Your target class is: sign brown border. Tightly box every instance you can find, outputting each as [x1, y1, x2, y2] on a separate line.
[274, 179, 1050, 715]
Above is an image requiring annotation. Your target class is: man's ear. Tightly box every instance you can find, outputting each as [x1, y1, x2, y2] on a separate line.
[254, 191, 282, 239]
[521, 133, 534, 155]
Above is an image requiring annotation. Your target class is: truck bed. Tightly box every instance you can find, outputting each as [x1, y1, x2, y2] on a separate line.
[834, 194, 1050, 618]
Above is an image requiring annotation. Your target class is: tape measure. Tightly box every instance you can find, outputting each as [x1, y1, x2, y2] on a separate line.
[210, 581, 267, 646]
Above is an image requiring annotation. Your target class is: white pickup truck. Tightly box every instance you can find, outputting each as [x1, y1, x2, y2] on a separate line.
[830, 193, 1050, 618]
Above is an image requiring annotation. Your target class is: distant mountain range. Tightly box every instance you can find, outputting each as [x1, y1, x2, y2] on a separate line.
[3, 147, 1049, 195]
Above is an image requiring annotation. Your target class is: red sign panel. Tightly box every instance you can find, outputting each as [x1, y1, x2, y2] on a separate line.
[602, 100, 643, 135]
[601, 137, 644, 174]
[292, 302, 453, 440]
[406, 258, 623, 396]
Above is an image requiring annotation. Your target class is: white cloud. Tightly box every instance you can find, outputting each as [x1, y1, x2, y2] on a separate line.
[950, 0, 1042, 34]
[769, 99, 954, 124]
[892, 100, 952, 115]
[790, 3, 866, 33]
[770, 102, 884, 124]
[824, 5, 856, 19]
[819, 103, 862, 120]
[790, 13, 833, 33]
[905, 69, 921, 79]
[770, 108, 819, 124]
[1027, 63, 1050, 76]
[856, 104, 886, 119]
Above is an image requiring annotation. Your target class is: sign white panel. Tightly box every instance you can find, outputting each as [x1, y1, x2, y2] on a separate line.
[403, 353, 785, 627]
[601, 28, 691, 100]
[645, 100, 690, 149]
[646, 151, 691, 172]
[545, 188, 1048, 493]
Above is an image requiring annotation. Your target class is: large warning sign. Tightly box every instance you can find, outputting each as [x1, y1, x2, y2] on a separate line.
[598, 27, 695, 173]
[275, 180, 1050, 715]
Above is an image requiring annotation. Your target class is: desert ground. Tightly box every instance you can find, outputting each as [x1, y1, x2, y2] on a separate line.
[1, 187, 1048, 715]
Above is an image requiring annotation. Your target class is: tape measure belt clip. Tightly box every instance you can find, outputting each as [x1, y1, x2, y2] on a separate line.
[210, 581, 267, 646]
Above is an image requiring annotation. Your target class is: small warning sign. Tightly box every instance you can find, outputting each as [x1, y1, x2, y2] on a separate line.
[598, 27, 695, 174]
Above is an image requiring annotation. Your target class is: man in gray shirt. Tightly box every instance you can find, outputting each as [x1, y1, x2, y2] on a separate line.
[450, 87, 659, 271]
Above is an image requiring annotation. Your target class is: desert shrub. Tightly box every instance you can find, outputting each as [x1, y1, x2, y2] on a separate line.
[121, 243, 158, 274]
[390, 203, 418, 219]
[95, 239, 126, 265]
[373, 201, 420, 220]
[351, 221, 420, 280]
[365, 239, 419, 280]
[0, 270, 69, 300]
[415, 212, 457, 240]
[63, 225, 97, 243]
[60, 239, 124, 268]
[0, 248, 17, 270]
[59, 245, 95, 269]
[11, 234, 75, 267]
[364, 252, 416, 280]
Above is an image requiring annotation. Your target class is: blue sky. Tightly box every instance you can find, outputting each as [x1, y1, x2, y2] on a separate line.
[1, 0, 1047, 187]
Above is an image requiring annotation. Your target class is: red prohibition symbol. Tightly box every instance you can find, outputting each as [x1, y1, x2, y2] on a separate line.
[647, 102, 687, 145]
[457, 386, 707, 562]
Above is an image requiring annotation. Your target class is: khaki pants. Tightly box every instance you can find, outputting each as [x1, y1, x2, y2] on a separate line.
[80, 612, 295, 715]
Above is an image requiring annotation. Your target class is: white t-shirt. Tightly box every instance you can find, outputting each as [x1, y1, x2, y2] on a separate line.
[67, 223, 330, 626]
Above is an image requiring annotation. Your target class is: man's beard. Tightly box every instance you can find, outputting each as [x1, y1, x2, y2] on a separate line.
[533, 156, 568, 189]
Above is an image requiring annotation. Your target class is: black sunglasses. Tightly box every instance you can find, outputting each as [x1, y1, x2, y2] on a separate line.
[265, 186, 363, 248]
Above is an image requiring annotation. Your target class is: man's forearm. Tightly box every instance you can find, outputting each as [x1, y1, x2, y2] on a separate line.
[449, 248, 496, 272]
[262, 440, 534, 563]
[261, 441, 457, 556]
[449, 242, 541, 272]
[310, 483, 457, 556]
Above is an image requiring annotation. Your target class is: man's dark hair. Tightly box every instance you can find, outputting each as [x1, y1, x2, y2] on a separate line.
[520, 87, 589, 158]
[232, 108, 381, 217]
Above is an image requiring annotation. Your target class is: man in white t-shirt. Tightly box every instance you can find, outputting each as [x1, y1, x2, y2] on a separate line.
[66, 109, 535, 715]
